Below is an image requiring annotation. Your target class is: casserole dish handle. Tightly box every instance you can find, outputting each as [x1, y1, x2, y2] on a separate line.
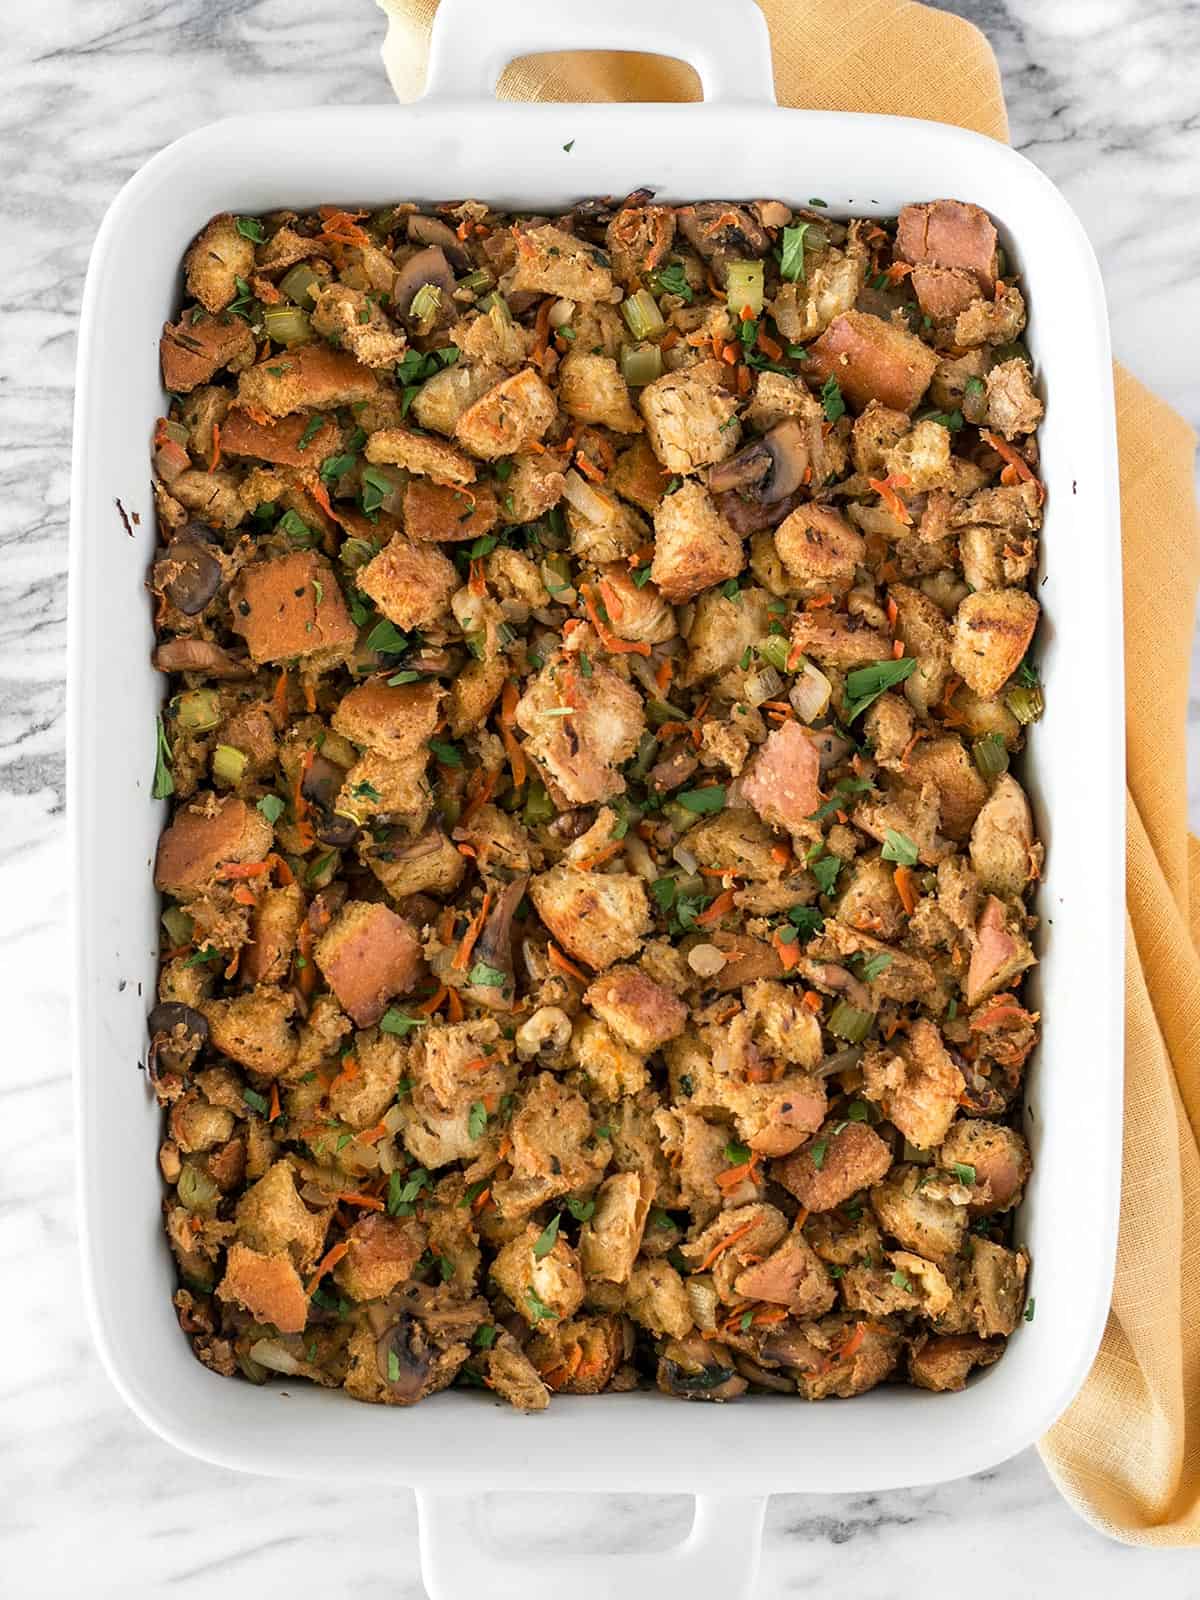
[417, 1489, 767, 1600]
[380, 0, 777, 106]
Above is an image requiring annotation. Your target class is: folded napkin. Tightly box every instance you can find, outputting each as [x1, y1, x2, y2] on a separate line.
[378, 0, 1200, 1545]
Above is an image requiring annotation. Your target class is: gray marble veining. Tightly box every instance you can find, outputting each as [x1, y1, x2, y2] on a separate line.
[2, 1, 1199, 1595]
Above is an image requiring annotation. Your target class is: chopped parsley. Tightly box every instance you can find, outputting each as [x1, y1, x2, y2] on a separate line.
[721, 578, 742, 601]
[820, 374, 846, 423]
[779, 223, 810, 283]
[428, 739, 463, 766]
[788, 905, 824, 939]
[859, 952, 894, 982]
[353, 780, 383, 801]
[319, 452, 357, 484]
[387, 670, 421, 686]
[566, 1196, 595, 1223]
[468, 1101, 488, 1139]
[152, 714, 174, 800]
[473, 1323, 498, 1349]
[965, 374, 987, 398]
[809, 851, 841, 895]
[277, 508, 319, 547]
[235, 216, 266, 242]
[366, 618, 409, 655]
[809, 1139, 828, 1171]
[562, 139, 575, 152]
[676, 785, 726, 815]
[243, 1088, 269, 1116]
[631, 564, 653, 588]
[296, 413, 326, 451]
[891, 1268, 913, 1291]
[360, 465, 395, 520]
[724, 1140, 752, 1166]
[388, 1167, 430, 1215]
[808, 775, 874, 822]
[952, 1162, 977, 1186]
[380, 1008, 428, 1037]
[881, 828, 919, 866]
[387, 1349, 401, 1383]
[525, 1287, 557, 1322]
[842, 656, 917, 722]
[647, 263, 694, 304]
[468, 960, 507, 988]
[1024, 1297, 1036, 1323]
[256, 794, 285, 825]
[533, 1215, 561, 1257]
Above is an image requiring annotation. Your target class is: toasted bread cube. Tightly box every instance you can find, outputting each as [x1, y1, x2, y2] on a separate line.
[896, 199, 998, 292]
[639, 359, 740, 473]
[579, 1171, 654, 1285]
[154, 793, 273, 897]
[940, 1119, 1031, 1215]
[969, 774, 1038, 899]
[741, 721, 822, 836]
[403, 478, 498, 543]
[733, 1227, 837, 1317]
[160, 311, 256, 394]
[883, 418, 953, 492]
[358, 535, 459, 631]
[558, 351, 643, 434]
[331, 678, 442, 759]
[951, 587, 1039, 698]
[503, 223, 614, 301]
[789, 609, 893, 670]
[184, 213, 257, 313]
[954, 283, 1027, 349]
[910, 265, 981, 323]
[413, 1017, 512, 1114]
[609, 435, 671, 515]
[968, 1238, 1029, 1336]
[965, 894, 1035, 1007]
[584, 964, 688, 1053]
[329, 1030, 408, 1128]
[650, 480, 743, 602]
[985, 358, 1044, 440]
[234, 1159, 331, 1272]
[229, 551, 357, 668]
[217, 1242, 309, 1334]
[242, 882, 305, 985]
[333, 1214, 428, 1302]
[566, 476, 648, 564]
[529, 866, 651, 971]
[236, 345, 379, 418]
[497, 451, 567, 524]
[774, 1121, 893, 1212]
[447, 654, 506, 738]
[168, 468, 248, 531]
[870, 1163, 967, 1266]
[454, 368, 558, 460]
[862, 1018, 964, 1150]
[491, 1222, 586, 1325]
[774, 504, 864, 595]
[909, 1334, 1004, 1393]
[806, 310, 938, 414]
[362, 827, 466, 901]
[336, 752, 432, 829]
[852, 398, 911, 476]
[219, 408, 340, 467]
[626, 1259, 694, 1339]
[310, 282, 409, 369]
[410, 359, 503, 436]
[570, 1015, 649, 1100]
[201, 986, 298, 1078]
[515, 656, 644, 805]
[364, 424, 477, 486]
[314, 900, 424, 1027]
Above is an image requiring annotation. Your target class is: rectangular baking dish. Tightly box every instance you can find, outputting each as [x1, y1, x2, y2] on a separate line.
[68, 2, 1124, 1594]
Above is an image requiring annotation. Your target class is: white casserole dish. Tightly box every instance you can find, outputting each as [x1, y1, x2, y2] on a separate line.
[68, 2, 1125, 1594]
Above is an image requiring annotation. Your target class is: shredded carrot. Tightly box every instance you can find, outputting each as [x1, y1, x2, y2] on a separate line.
[581, 582, 651, 657]
[712, 1002, 740, 1025]
[720, 341, 740, 365]
[446, 987, 465, 1023]
[834, 1322, 867, 1363]
[356, 1119, 391, 1144]
[501, 724, 527, 791]
[468, 557, 487, 596]
[654, 657, 674, 695]
[891, 639, 905, 659]
[271, 669, 290, 724]
[471, 1185, 492, 1214]
[319, 210, 369, 247]
[457, 842, 477, 859]
[886, 596, 899, 631]
[548, 944, 588, 983]
[414, 984, 449, 1015]
[460, 766, 498, 826]
[716, 1156, 759, 1191]
[867, 474, 913, 526]
[296, 921, 316, 997]
[500, 679, 519, 727]
[802, 990, 823, 1013]
[462, 1057, 490, 1074]
[770, 844, 792, 866]
[231, 885, 257, 906]
[755, 326, 784, 361]
[208, 421, 222, 473]
[451, 892, 491, 971]
[302, 678, 317, 713]
[268, 851, 294, 886]
[577, 839, 626, 872]
[575, 451, 606, 483]
[597, 577, 624, 622]
[696, 887, 736, 926]
[532, 296, 554, 365]
[698, 1219, 757, 1273]
[772, 929, 801, 972]
[980, 430, 1045, 503]
[336, 1191, 385, 1210]
[328, 1056, 359, 1097]
[628, 542, 656, 568]
[660, 328, 680, 351]
[805, 592, 835, 610]
[217, 859, 272, 879]
[305, 1241, 349, 1295]
[243, 404, 271, 427]
[268, 1082, 281, 1122]
[884, 260, 913, 283]
[894, 865, 918, 916]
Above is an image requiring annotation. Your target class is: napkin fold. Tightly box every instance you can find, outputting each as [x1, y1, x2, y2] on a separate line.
[378, 0, 1200, 1545]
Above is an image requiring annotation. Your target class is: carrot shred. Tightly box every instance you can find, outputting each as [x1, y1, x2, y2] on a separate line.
[268, 1082, 281, 1122]
[755, 327, 784, 361]
[980, 430, 1045, 503]
[462, 1057, 489, 1073]
[501, 724, 527, 791]
[802, 990, 823, 1012]
[457, 842, 477, 859]
[884, 260, 913, 283]
[305, 1241, 349, 1295]
[720, 342, 740, 365]
[581, 582, 651, 657]
[654, 657, 674, 695]
[307, 475, 354, 531]
[894, 865, 918, 915]
[575, 451, 606, 483]
[460, 766, 499, 826]
[414, 984, 449, 1016]
[532, 296, 554, 366]
[892, 639, 905, 659]
[736, 364, 752, 394]
[805, 592, 835, 610]
[231, 885, 256, 906]
[696, 887, 736, 926]
[834, 1322, 867, 1363]
[886, 596, 899, 630]
[471, 1186, 492, 1214]
[296, 921, 316, 997]
[451, 892, 492, 971]
[712, 1002, 740, 1025]
[268, 852, 294, 886]
[577, 839, 626, 872]
[660, 328, 680, 351]
[217, 860, 272, 879]
[446, 988, 465, 1023]
[771, 929, 801, 971]
[336, 1190, 385, 1210]
[597, 577, 624, 622]
[770, 844, 792, 866]
[208, 421, 222, 473]
[500, 679, 519, 727]
[355, 1121, 391, 1145]
[271, 669, 290, 725]
[302, 678, 317, 713]
[548, 944, 588, 983]
[698, 1218, 757, 1273]
[468, 558, 487, 596]
[867, 474, 913, 526]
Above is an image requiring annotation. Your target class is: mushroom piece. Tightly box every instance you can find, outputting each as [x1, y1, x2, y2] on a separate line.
[148, 1001, 209, 1073]
[462, 873, 528, 1010]
[407, 214, 471, 271]
[799, 959, 872, 1013]
[676, 203, 770, 282]
[152, 533, 224, 617]
[707, 420, 808, 504]
[656, 1334, 748, 1401]
[515, 1005, 573, 1062]
[374, 1313, 433, 1404]
[393, 246, 458, 319]
[713, 486, 803, 538]
[153, 638, 251, 678]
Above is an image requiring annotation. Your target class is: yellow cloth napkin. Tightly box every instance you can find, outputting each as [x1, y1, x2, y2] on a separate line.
[378, 0, 1200, 1544]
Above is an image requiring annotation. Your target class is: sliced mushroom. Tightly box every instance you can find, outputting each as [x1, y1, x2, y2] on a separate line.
[153, 638, 251, 678]
[708, 420, 808, 503]
[393, 247, 458, 319]
[798, 959, 872, 1013]
[148, 1001, 209, 1073]
[462, 873, 528, 1010]
[713, 486, 802, 537]
[676, 202, 770, 285]
[375, 1313, 433, 1403]
[407, 214, 471, 271]
[657, 1334, 748, 1401]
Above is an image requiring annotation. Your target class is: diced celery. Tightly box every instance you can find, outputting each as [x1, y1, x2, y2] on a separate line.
[621, 289, 667, 341]
[212, 744, 247, 785]
[827, 1001, 874, 1043]
[279, 263, 321, 306]
[1004, 684, 1044, 725]
[725, 259, 764, 317]
[757, 635, 793, 674]
[175, 687, 221, 733]
[620, 342, 663, 387]
[972, 733, 1010, 778]
[263, 304, 312, 347]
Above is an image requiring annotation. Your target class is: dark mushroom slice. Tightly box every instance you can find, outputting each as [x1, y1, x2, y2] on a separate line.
[393, 246, 458, 320]
[656, 1334, 748, 1401]
[152, 537, 224, 617]
[676, 202, 770, 285]
[461, 873, 528, 1010]
[406, 214, 472, 271]
[153, 639, 251, 678]
[713, 487, 802, 538]
[148, 1001, 209, 1073]
[708, 420, 808, 504]
[375, 1313, 433, 1404]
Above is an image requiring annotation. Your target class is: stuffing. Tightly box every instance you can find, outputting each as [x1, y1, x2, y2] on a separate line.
[235, 345, 379, 417]
[951, 588, 1040, 697]
[774, 1121, 894, 1212]
[806, 310, 939, 414]
[503, 223, 615, 301]
[364, 423, 477, 485]
[228, 551, 357, 668]
[155, 793, 272, 897]
[529, 865, 651, 971]
[578, 1171, 654, 1284]
[515, 654, 645, 805]
[639, 360, 741, 473]
[357, 536, 459, 632]
[969, 774, 1041, 898]
[984, 358, 1044, 439]
[454, 368, 558, 460]
[313, 900, 424, 1026]
[862, 1018, 965, 1150]
[558, 351, 643, 433]
[650, 479, 744, 602]
[160, 310, 256, 394]
[583, 964, 688, 1053]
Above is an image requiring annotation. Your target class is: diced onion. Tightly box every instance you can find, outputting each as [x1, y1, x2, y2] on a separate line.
[262, 304, 312, 347]
[162, 419, 190, 447]
[212, 744, 247, 785]
[672, 844, 698, 875]
[686, 1274, 720, 1331]
[746, 666, 783, 708]
[827, 1000, 875, 1044]
[903, 1140, 935, 1165]
[725, 259, 765, 317]
[624, 833, 659, 883]
[175, 687, 221, 733]
[789, 658, 832, 721]
[561, 468, 611, 523]
[161, 905, 194, 948]
[814, 1044, 864, 1080]
[621, 289, 667, 341]
[249, 1339, 305, 1376]
[549, 298, 576, 329]
[620, 342, 663, 387]
[688, 943, 728, 978]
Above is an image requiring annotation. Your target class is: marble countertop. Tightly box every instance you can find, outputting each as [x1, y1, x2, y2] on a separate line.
[3, 0, 1199, 1594]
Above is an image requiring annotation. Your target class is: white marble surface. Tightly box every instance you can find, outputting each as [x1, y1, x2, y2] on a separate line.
[3, 1, 1199, 1594]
